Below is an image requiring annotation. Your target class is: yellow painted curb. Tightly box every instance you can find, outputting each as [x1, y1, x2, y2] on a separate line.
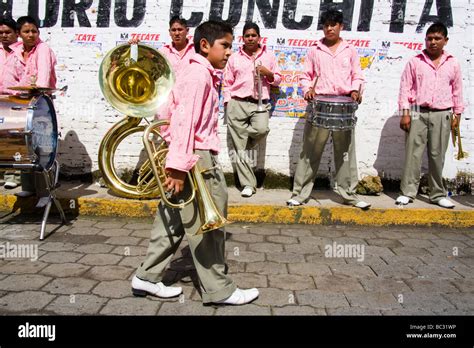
[329, 207, 474, 228]
[1, 194, 473, 228]
[77, 197, 158, 218]
[0, 195, 17, 211]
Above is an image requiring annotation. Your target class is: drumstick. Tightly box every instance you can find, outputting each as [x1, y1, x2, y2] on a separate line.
[312, 75, 319, 91]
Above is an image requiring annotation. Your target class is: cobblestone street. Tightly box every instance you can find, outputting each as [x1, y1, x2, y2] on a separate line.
[0, 215, 473, 316]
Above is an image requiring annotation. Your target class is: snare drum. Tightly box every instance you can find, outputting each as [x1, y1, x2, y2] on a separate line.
[0, 95, 58, 170]
[308, 95, 358, 131]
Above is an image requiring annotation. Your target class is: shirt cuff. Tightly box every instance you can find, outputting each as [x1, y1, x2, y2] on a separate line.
[165, 152, 200, 172]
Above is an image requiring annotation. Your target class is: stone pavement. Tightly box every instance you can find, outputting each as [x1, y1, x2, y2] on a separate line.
[0, 215, 473, 315]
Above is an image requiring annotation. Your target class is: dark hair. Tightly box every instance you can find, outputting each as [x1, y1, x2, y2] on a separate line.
[0, 16, 17, 31]
[16, 16, 39, 31]
[193, 20, 233, 54]
[169, 16, 187, 28]
[426, 22, 448, 38]
[242, 22, 260, 36]
[321, 9, 344, 25]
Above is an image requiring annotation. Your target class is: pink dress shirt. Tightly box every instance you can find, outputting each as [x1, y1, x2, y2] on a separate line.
[223, 45, 281, 103]
[0, 45, 15, 92]
[2, 39, 57, 92]
[300, 38, 364, 96]
[164, 53, 222, 172]
[159, 40, 195, 79]
[155, 40, 195, 120]
[398, 50, 464, 114]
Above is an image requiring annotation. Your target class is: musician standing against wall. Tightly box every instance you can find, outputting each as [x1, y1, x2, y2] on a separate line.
[223, 22, 281, 198]
[3, 16, 57, 206]
[131, 21, 259, 306]
[159, 16, 194, 79]
[0, 16, 21, 189]
[396, 22, 463, 209]
[286, 10, 370, 209]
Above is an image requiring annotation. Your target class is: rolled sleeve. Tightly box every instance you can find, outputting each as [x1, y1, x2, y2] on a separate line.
[165, 79, 205, 172]
[223, 59, 234, 103]
[350, 48, 364, 93]
[300, 48, 317, 95]
[398, 61, 414, 110]
[452, 62, 464, 114]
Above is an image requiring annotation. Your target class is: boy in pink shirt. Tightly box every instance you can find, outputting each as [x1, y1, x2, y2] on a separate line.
[132, 21, 259, 306]
[287, 10, 370, 209]
[3, 16, 56, 91]
[396, 23, 464, 209]
[223, 22, 281, 198]
[0, 16, 21, 189]
[3, 16, 57, 206]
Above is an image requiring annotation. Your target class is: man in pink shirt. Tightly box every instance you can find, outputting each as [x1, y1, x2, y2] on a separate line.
[287, 10, 370, 209]
[131, 21, 259, 306]
[2, 16, 57, 207]
[223, 22, 281, 198]
[159, 16, 195, 79]
[0, 16, 21, 189]
[396, 22, 464, 209]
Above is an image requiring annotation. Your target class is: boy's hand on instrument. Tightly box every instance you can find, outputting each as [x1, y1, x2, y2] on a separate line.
[304, 88, 316, 101]
[400, 112, 411, 132]
[165, 169, 186, 195]
[256, 65, 272, 78]
[451, 114, 460, 131]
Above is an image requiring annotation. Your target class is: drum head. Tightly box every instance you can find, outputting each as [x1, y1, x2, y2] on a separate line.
[27, 96, 58, 170]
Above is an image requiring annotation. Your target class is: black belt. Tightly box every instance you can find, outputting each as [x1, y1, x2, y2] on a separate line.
[417, 106, 452, 112]
[233, 96, 269, 104]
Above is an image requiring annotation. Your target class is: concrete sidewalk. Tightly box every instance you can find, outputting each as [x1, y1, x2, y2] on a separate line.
[0, 181, 473, 227]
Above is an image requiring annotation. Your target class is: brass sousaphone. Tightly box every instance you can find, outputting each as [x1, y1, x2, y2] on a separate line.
[98, 43, 229, 233]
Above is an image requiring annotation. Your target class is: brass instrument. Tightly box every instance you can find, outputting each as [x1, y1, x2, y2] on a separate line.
[142, 120, 230, 233]
[451, 115, 468, 160]
[98, 43, 174, 198]
[253, 53, 264, 112]
[98, 43, 229, 233]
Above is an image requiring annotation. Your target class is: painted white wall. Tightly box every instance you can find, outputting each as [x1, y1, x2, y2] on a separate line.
[6, 0, 472, 179]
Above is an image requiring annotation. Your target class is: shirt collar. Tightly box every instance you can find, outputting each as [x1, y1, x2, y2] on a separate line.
[189, 53, 221, 87]
[315, 38, 350, 55]
[163, 40, 194, 54]
[10, 38, 43, 55]
[238, 44, 267, 59]
[419, 49, 453, 67]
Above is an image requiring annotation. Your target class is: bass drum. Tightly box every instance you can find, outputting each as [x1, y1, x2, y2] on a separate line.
[0, 95, 58, 170]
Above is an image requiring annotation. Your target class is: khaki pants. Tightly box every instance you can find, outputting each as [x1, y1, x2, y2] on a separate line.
[400, 109, 452, 203]
[291, 121, 360, 205]
[136, 150, 236, 303]
[226, 99, 270, 190]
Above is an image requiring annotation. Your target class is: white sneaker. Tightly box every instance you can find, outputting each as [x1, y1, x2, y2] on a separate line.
[286, 198, 301, 207]
[131, 275, 182, 298]
[15, 191, 35, 198]
[354, 201, 371, 210]
[216, 288, 259, 305]
[4, 182, 18, 189]
[241, 186, 254, 197]
[437, 198, 455, 209]
[396, 195, 412, 205]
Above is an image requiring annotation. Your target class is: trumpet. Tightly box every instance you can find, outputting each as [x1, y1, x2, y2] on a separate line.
[253, 54, 264, 112]
[451, 114, 468, 160]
